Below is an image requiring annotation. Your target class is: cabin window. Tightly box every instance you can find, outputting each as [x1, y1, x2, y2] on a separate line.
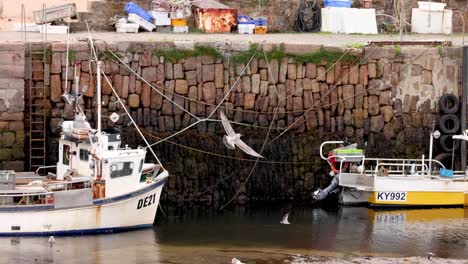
[139, 159, 143, 172]
[79, 149, 89, 161]
[108, 146, 114, 150]
[63, 144, 71, 165]
[110, 162, 134, 178]
[139, 172, 152, 182]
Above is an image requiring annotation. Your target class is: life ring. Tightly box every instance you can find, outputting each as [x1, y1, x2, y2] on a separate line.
[72, 128, 90, 140]
[328, 152, 349, 174]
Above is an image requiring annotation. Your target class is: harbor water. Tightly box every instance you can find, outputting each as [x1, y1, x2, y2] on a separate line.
[0, 205, 466, 264]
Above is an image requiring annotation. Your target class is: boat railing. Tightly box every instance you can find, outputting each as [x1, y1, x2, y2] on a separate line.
[35, 165, 57, 176]
[0, 190, 55, 206]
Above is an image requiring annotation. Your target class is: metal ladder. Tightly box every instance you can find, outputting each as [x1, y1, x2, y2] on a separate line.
[28, 42, 50, 171]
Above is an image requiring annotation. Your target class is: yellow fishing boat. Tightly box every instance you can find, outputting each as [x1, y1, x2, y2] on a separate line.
[315, 133, 468, 207]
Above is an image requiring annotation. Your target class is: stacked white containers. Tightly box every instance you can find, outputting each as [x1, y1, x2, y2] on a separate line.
[127, 13, 156, 32]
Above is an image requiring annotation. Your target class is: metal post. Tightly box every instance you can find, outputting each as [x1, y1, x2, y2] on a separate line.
[428, 122, 434, 176]
[461, 47, 468, 170]
[96, 61, 103, 133]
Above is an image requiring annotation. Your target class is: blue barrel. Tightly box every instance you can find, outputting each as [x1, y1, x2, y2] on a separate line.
[125, 2, 153, 22]
[324, 0, 352, 8]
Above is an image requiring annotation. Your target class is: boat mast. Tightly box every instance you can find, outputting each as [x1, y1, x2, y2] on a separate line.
[96, 61, 103, 133]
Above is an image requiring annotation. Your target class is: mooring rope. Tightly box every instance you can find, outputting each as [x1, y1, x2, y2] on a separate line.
[269, 45, 380, 144]
[141, 42, 265, 147]
[140, 129, 314, 165]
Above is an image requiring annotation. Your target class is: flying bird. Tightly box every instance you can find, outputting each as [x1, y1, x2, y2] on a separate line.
[219, 110, 263, 158]
[280, 213, 291, 225]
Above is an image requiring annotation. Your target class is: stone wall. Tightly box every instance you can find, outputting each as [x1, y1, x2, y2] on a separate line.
[40, 41, 461, 205]
[0, 44, 25, 171]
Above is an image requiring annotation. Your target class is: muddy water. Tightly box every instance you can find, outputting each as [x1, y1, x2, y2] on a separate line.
[0, 206, 466, 264]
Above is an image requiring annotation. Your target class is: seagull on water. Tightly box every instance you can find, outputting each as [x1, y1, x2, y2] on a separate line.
[219, 110, 263, 158]
[232, 258, 245, 264]
[427, 252, 434, 260]
[280, 213, 291, 225]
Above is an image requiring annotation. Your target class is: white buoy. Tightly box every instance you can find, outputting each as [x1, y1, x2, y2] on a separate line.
[48, 236, 55, 244]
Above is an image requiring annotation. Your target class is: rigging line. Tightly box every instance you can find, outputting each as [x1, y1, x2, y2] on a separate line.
[145, 42, 265, 147]
[64, 7, 71, 94]
[106, 49, 201, 121]
[211, 41, 265, 121]
[278, 42, 437, 133]
[280, 48, 352, 104]
[269, 45, 380, 144]
[205, 118, 286, 130]
[102, 70, 166, 171]
[99, 45, 355, 115]
[141, 129, 313, 164]
[219, 47, 283, 210]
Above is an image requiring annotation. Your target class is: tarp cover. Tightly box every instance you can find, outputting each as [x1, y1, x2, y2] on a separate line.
[54, 188, 93, 209]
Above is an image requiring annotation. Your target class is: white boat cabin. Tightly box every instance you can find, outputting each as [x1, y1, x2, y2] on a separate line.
[55, 118, 160, 199]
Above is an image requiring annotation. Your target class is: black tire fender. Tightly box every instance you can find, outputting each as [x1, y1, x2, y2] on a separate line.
[439, 94, 459, 114]
[439, 134, 460, 153]
[438, 115, 460, 134]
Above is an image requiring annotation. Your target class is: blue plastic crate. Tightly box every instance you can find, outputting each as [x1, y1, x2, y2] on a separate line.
[253, 17, 267, 26]
[125, 2, 153, 22]
[439, 168, 454, 178]
[324, 0, 352, 8]
[238, 15, 254, 24]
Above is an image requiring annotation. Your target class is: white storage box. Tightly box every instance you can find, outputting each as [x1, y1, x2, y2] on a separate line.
[14, 23, 40, 32]
[170, 10, 185, 19]
[321, 7, 378, 34]
[127, 13, 155, 32]
[411, 8, 452, 34]
[173, 26, 188, 33]
[238, 24, 255, 34]
[116, 23, 139, 33]
[150, 11, 171, 26]
[39, 24, 68, 34]
[418, 1, 446, 11]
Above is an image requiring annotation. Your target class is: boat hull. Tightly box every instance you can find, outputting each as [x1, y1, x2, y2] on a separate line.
[341, 189, 467, 207]
[0, 178, 166, 236]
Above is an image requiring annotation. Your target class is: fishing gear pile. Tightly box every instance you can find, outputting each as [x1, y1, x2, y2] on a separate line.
[294, 0, 321, 33]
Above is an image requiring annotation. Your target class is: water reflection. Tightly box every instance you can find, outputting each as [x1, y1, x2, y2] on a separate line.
[0, 206, 465, 264]
[157, 206, 468, 258]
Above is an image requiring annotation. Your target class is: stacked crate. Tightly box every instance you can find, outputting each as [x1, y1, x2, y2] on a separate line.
[171, 10, 188, 33]
[237, 15, 255, 34]
[253, 16, 267, 34]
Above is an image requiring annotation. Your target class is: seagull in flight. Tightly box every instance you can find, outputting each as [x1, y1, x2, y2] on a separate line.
[280, 213, 290, 225]
[219, 110, 264, 158]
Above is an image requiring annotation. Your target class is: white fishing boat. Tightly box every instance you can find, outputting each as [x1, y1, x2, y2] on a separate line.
[315, 128, 468, 207]
[0, 59, 168, 236]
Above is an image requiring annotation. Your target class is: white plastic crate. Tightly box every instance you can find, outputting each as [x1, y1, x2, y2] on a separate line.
[127, 13, 155, 32]
[39, 24, 68, 34]
[116, 23, 139, 33]
[173, 26, 188, 33]
[238, 24, 255, 34]
[150, 11, 171, 26]
[170, 10, 185, 19]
